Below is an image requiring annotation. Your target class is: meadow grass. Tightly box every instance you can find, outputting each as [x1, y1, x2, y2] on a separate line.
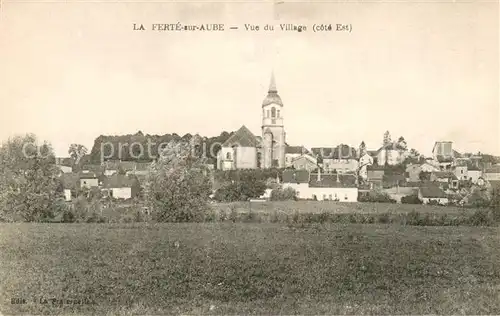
[1, 223, 499, 315]
[217, 200, 479, 215]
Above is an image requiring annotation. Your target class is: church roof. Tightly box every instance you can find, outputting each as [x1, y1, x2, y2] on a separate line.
[262, 72, 283, 107]
[222, 125, 258, 147]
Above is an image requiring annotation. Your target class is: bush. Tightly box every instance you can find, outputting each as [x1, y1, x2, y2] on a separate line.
[243, 210, 257, 222]
[62, 209, 76, 223]
[69, 197, 106, 223]
[229, 205, 238, 223]
[270, 187, 297, 201]
[427, 199, 443, 206]
[406, 210, 420, 225]
[468, 209, 496, 226]
[269, 210, 279, 223]
[378, 212, 391, 224]
[401, 194, 422, 204]
[218, 209, 228, 222]
[204, 209, 217, 222]
[358, 189, 396, 203]
[318, 211, 330, 223]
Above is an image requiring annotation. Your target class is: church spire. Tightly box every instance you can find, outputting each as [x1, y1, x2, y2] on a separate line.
[268, 71, 277, 93]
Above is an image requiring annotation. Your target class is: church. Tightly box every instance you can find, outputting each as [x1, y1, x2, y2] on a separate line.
[217, 73, 287, 170]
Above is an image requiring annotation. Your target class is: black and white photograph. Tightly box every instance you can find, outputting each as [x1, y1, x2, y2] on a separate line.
[0, 0, 499, 314]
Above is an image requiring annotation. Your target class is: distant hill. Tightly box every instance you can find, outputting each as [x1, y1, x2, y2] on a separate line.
[88, 131, 233, 164]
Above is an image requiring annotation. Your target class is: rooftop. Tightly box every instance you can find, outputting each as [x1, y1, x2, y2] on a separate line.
[309, 173, 357, 188]
[286, 146, 311, 155]
[282, 169, 310, 183]
[222, 125, 258, 148]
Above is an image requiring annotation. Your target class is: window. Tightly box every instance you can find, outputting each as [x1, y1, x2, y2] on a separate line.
[277, 110, 280, 118]
[226, 152, 231, 160]
[271, 107, 276, 118]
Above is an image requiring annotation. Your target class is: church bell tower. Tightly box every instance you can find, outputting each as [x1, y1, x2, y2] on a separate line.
[261, 72, 286, 168]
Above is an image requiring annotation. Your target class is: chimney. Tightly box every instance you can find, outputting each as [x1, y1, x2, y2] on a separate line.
[317, 168, 321, 181]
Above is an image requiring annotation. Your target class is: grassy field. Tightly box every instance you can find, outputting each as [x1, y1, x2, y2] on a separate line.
[216, 201, 479, 215]
[1, 223, 500, 315]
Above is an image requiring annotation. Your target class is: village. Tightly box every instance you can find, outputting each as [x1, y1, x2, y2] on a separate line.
[55, 74, 500, 207]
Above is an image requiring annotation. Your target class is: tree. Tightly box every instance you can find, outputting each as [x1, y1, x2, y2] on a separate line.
[359, 141, 366, 156]
[0, 134, 65, 222]
[213, 172, 267, 202]
[383, 131, 392, 146]
[68, 143, 88, 166]
[401, 194, 422, 204]
[145, 140, 212, 222]
[270, 186, 297, 201]
[409, 148, 420, 158]
[396, 136, 407, 151]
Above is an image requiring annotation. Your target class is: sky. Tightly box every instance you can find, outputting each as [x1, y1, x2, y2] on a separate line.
[0, 0, 498, 157]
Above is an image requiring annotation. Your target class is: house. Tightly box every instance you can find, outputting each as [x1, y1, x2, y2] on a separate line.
[484, 165, 500, 182]
[290, 154, 318, 171]
[430, 171, 459, 190]
[467, 166, 483, 183]
[55, 157, 73, 174]
[382, 173, 406, 189]
[102, 160, 137, 176]
[312, 145, 358, 173]
[367, 150, 379, 164]
[56, 165, 72, 174]
[79, 172, 99, 189]
[125, 162, 152, 176]
[418, 183, 449, 205]
[367, 165, 385, 188]
[281, 169, 358, 202]
[454, 165, 468, 181]
[281, 169, 310, 196]
[405, 162, 440, 182]
[102, 174, 141, 199]
[59, 173, 79, 201]
[285, 146, 312, 167]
